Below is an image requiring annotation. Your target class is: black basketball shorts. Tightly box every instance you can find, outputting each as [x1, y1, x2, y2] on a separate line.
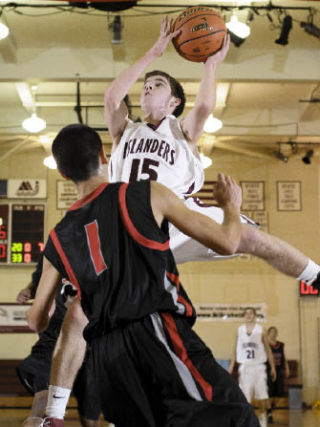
[90, 312, 259, 427]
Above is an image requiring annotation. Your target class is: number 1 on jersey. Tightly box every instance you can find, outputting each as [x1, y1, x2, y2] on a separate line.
[85, 220, 107, 275]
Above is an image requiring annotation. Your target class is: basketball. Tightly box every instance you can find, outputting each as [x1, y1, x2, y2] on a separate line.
[172, 7, 226, 63]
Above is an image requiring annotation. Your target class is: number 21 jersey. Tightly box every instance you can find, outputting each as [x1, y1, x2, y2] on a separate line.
[108, 115, 204, 198]
[236, 323, 267, 365]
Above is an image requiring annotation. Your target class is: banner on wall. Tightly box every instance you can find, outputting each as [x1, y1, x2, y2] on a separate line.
[194, 303, 267, 322]
[7, 179, 47, 199]
[241, 181, 265, 211]
[0, 303, 33, 333]
[56, 180, 78, 210]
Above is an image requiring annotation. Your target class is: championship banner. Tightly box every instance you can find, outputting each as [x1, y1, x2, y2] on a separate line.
[56, 180, 78, 210]
[195, 302, 267, 322]
[0, 303, 33, 333]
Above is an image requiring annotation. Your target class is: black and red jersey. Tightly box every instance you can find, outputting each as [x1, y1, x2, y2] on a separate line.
[44, 181, 195, 342]
[269, 341, 286, 368]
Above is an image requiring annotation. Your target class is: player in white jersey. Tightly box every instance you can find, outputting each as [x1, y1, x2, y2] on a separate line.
[229, 307, 276, 427]
[108, 115, 204, 198]
[105, 16, 320, 285]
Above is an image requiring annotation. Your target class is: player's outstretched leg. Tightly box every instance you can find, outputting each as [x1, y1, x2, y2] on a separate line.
[171, 198, 320, 285]
[238, 225, 319, 282]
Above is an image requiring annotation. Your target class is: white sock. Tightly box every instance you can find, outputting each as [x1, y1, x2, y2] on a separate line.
[258, 412, 267, 427]
[45, 385, 71, 419]
[297, 259, 320, 283]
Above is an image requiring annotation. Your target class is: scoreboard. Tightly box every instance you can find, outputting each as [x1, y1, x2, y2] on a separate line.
[300, 280, 319, 297]
[0, 205, 8, 263]
[0, 204, 44, 264]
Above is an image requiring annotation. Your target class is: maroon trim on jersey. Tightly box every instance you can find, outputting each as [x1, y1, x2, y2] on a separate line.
[85, 220, 108, 275]
[184, 182, 195, 196]
[118, 183, 170, 251]
[161, 312, 213, 401]
[166, 271, 193, 317]
[147, 117, 166, 131]
[109, 160, 113, 179]
[50, 229, 82, 300]
[69, 183, 109, 211]
[188, 196, 215, 208]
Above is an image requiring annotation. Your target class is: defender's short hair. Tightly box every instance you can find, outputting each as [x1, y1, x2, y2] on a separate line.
[144, 70, 186, 117]
[52, 124, 102, 182]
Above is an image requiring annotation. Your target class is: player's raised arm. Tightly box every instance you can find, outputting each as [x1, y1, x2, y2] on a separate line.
[104, 16, 180, 148]
[26, 256, 61, 333]
[151, 172, 242, 255]
[181, 35, 230, 146]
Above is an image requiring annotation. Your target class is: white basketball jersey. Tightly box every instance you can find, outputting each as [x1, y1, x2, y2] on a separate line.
[108, 115, 204, 198]
[236, 324, 267, 365]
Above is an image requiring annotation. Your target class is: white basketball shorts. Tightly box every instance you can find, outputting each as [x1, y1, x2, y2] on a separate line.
[238, 363, 269, 402]
[169, 197, 258, 264]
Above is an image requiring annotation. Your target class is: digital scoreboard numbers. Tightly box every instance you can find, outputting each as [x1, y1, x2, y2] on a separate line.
[0, 205, 9, 263]
[300, 281, 319, 297]
[11, 204, 44, 264]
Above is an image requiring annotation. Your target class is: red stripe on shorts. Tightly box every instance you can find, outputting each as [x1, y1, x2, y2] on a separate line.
[161, 312, 213, 401]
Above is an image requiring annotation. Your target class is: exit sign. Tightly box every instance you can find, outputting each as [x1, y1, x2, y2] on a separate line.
[300, 281, 319, 296]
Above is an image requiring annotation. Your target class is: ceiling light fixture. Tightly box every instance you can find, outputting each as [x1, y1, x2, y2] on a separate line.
[289, 141, 298, 154]
[300, 21, 320, 39]
[228, 31, 246, 47]
[226, 14, 251, 41]
[275, 15, 293, 45]
[200, 153, 213, 169]
[22, 113, 46, 133]
[43, 155, 57, 170]
[302, 149, 314, 165]
[0, 21, 9, 40]
[109, 15, 123, 44]
[204, 115, 223, 133]
[273, 146, 288, 163]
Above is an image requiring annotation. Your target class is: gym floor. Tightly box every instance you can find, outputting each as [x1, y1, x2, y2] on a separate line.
[0, 397, 319, 426]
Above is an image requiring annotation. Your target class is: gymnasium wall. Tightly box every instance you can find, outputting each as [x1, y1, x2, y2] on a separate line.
[0, 147, 319, 405]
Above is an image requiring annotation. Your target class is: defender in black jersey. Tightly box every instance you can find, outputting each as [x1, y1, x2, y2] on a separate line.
[27, 124, 259, 427]
[266, 326, 290, 424]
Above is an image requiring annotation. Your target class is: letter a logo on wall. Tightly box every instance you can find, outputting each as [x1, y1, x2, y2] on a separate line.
[8, 179, 47, 199]
[16, 180, 39, 196]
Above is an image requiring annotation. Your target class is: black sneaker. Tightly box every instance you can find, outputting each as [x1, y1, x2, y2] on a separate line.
[309, 272, 320, 291]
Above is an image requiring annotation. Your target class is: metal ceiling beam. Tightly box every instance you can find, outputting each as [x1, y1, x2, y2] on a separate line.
[15, 82, 35, 112]
[0, 2, 315, 10]
[0, 137, 32, 163]
[207, 139, 275, 159]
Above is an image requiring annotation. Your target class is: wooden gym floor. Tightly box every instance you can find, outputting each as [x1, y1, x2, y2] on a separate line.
[0, 397, 320, 426]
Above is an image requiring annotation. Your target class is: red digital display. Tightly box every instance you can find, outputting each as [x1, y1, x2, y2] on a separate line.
[0, 205, 8, 263]
[300, 281, 319, 296]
